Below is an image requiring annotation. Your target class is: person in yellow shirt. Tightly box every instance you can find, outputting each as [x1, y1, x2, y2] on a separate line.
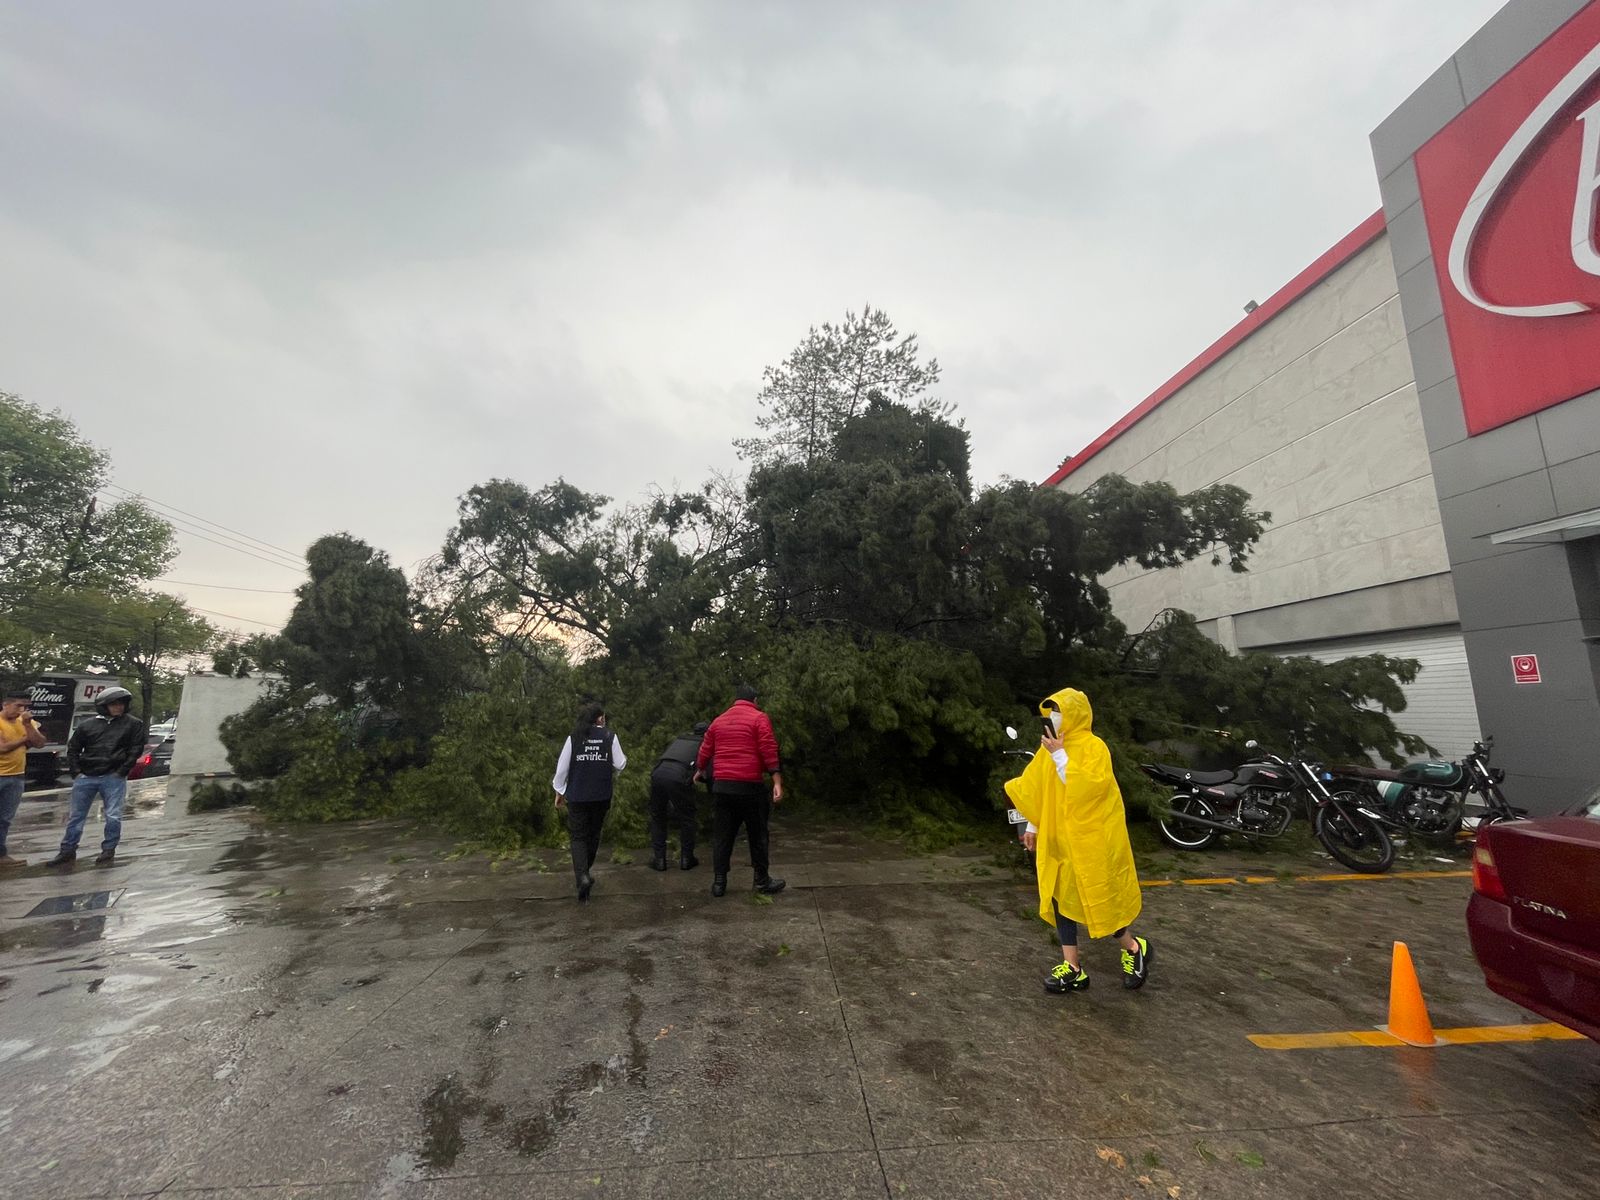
[1, 690, 48, 868]
[1005, 686, 1151, 994]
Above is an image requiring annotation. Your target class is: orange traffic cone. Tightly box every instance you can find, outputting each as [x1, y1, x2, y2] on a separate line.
[1383, 941, 1439, 1046]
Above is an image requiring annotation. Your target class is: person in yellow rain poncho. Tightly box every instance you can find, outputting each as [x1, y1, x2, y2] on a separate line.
[1004, 687, 1152, 995]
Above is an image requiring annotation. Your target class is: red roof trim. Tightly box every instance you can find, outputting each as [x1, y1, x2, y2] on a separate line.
[1041, 209, 1388, 487]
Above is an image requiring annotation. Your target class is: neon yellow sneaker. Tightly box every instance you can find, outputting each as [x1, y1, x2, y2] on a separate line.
[1044, 960, 1090, 994]
[1121, 937, 1152, 989]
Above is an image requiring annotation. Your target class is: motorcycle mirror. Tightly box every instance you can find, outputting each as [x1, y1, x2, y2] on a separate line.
[1245, 739, 1259, 750]
[1004, 726, 1018, 741]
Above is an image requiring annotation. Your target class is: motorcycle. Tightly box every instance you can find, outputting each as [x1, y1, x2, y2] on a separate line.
[1329, 738, 1522, 841]
[1143, 741, 1395, 873]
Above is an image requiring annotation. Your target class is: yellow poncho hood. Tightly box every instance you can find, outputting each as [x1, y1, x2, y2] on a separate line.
[1003, 687, 1142, 938]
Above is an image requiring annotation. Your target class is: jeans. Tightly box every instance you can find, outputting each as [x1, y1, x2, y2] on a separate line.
[0, 775, 24, 856]
[565, 800, 610, 886]
[62, 774, 127, 854]
[711, 784, 771, 880]
[648, 773, 697, 857]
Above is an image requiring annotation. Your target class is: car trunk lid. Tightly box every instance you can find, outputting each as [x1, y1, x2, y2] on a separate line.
[1488, 817, 1600, 955]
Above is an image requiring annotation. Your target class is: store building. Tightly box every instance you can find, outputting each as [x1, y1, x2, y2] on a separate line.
[1373, 0, 1600, 813]
[1046, 215, 1485, 762]
[1050, 0, 1600, 814]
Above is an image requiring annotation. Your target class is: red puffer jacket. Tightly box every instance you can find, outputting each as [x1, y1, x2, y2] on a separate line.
[696, 700, 781, 783]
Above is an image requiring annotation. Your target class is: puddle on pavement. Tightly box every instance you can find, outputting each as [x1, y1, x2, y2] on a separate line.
[23, 890, 125, 918]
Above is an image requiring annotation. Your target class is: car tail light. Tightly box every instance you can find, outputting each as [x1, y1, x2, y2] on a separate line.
[1472, 835, 1508, 901]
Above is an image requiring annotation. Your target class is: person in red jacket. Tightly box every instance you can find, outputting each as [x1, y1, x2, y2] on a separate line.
[695, 684, 785, 897]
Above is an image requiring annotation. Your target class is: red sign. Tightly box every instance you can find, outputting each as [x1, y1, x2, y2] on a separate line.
[1512, 654, 1543, 685]
[1415, 3, 1600, 436]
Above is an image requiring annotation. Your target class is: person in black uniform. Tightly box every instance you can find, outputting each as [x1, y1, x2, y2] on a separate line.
[648, 720, 709, 872]
[551, 702, 627, 902]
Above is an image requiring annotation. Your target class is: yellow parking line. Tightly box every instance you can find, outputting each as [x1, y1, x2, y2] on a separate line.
[1250, 1022, 1584, 1050]
[1141, 869, 1470, 890]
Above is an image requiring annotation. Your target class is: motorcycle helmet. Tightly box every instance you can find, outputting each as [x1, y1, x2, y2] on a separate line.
[94, 686, 136, 715]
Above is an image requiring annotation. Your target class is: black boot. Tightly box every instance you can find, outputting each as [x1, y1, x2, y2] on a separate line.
[754, 876, 786, 895]
[711, 875, 727, 897]
[94, 849, 116, 867]
[45, 850, 76, 868]
[680, 851, 698, 871]
[577, 872, 594, 903]
[649, 851, 668, 872]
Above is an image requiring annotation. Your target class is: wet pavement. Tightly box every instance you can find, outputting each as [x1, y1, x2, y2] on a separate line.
[0, 784, 1596, 1199]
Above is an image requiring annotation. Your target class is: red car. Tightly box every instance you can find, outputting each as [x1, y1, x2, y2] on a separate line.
[1468, 790, 1600, 1041]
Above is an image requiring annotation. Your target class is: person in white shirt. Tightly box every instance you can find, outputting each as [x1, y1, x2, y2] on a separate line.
[551, 702, 627, 902]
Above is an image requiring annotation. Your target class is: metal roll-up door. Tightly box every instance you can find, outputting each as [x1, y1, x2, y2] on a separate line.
[1270, 627, 1482, 759]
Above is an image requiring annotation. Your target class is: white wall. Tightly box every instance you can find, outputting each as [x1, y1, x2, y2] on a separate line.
[1058, 233, 1449, 638]
[169, 674, 277, 776]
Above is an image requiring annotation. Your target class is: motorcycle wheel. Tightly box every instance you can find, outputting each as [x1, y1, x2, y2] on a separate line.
[1157, 793, 1219, 851]
[1314, 796, 1395, 873]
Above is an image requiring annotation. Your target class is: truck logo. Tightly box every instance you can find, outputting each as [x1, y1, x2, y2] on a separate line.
[1514, 897, 1569, 919]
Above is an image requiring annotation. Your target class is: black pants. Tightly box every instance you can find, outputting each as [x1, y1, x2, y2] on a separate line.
[711, 784, 770, 880]
[1052, 900, 1126, 947]
[566, 801, 610, 885]
[648, 774, 698, 856]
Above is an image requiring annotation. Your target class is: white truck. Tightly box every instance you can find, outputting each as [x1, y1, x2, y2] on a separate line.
[167, 673, 279, 777]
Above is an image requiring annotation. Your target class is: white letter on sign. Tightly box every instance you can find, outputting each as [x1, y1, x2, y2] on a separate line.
[1448, 41, 1600, 317]
[1574, 97, 1600, 277]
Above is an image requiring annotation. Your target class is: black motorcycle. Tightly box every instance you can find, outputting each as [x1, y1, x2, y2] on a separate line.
[1143, 741, 1395, 873]
[1330, 739, 1522, 841]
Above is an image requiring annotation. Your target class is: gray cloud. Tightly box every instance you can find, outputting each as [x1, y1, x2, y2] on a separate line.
[0, 0, 1508, 631]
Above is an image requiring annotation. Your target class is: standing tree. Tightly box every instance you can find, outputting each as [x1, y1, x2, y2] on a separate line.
[734, 306, 944, 470]
[43, 589, 216, 720]
[1, 390, 178, 677]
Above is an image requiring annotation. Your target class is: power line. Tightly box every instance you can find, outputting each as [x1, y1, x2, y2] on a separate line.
[155, 578, 296, 594]
[95, 493, 306, 572]
[105, 484, 306, 562]
[186, 605, 282, 630]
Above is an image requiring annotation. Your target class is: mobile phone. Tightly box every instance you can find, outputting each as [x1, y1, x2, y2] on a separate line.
[1041, 719, 1056, 738]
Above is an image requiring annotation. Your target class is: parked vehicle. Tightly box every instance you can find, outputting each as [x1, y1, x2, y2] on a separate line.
[127, 737, 176, 781]
[1331, 739, 1522, 841]
[1467, 788, 1600, 1042]
[1144, 741, 1395, 873]
[23, 674, 126, 785]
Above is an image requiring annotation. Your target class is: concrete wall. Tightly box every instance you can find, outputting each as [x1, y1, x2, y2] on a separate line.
[1058, 233, 1454, 647]
[169, 674, 278, 777]
[1373, 0, 1600, 813]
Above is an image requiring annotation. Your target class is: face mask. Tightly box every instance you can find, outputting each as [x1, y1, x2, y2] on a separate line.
[1047, 709, 1062, 734]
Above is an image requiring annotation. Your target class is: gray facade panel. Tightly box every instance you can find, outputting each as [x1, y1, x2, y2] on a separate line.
[1549, 450, 1600, 515]
[1436, 469, 1558, 564]
[1384, 202, 1432, 277]
[1233, 574, 1460, 649]
[1379, 159, 1421, 221]
[1453, 0, 1590, 101]
[1417, 377, 1472, 453]
[1396, 257, 1446, 334]
[1536, 387, 1600, 466]
[1448, 546, 1580, 631]
[1462, 621, 1600, 812]
[1371, 58, 1467, 178]
[1428, 415, 1549, 500]
[1401, 317, 1459, 395]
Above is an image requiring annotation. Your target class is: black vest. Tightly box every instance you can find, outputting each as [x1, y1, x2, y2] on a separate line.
[566, 727, 616, 805]
[651, 732, 703, 785]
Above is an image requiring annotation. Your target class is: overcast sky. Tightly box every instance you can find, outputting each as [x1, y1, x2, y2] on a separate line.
[0, 1, 1508, 636]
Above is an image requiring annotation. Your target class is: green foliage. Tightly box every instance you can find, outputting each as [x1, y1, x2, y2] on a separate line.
[188, 780, 252, 813]
[2, 391, 193, 684]
[213, 307, 1430, 851]
[391, 652, 575, 846]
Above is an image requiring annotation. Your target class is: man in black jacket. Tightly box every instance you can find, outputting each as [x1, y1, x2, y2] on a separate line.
[648, 721, 709, 872]
[46, 686, 144, 868]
